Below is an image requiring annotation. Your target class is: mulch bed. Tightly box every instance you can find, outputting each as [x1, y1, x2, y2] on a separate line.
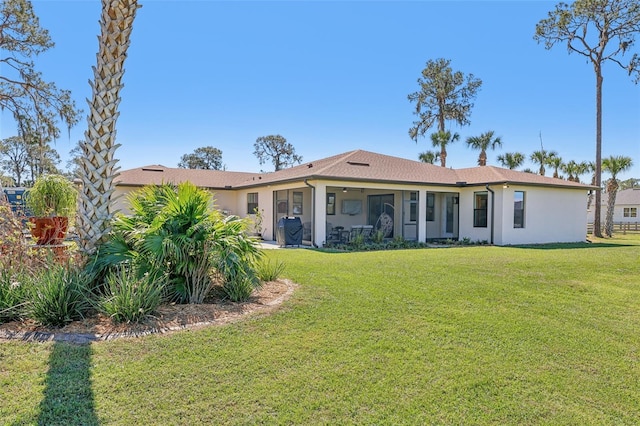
[0, 279, 297, 344]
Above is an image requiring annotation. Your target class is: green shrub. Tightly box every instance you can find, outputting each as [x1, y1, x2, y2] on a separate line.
[91, 182, 263, 304]
[255, 258, 285, 282]
[27, 265, 92, 327]
[0, 270, 29, 323]
[371, 230, 385, 244]
[99, 266, 163, 323]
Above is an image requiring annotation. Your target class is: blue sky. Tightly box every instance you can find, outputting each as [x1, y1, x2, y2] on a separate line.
[2, 0, 639, 180]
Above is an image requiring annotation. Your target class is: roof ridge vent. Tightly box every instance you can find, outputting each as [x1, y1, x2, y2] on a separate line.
[142, 167, 164, 172]
[346, 161, 370, 167]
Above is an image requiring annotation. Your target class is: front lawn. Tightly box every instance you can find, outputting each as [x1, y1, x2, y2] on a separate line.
[1, 236, 639, 424]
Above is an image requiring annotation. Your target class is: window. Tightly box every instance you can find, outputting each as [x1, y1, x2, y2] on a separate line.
[247, 192, 258, 214]
[292, 192, 303, 215]
[327, 193, 336, 215]
[426, 192, 435, 221]
[624, 207, 637, 218]
[408, 191, 417, 222]
[474, 191, 488, 227]
[514, 191, 525, 228]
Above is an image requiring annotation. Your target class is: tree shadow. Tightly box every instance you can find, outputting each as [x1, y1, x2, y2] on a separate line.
[509, 242, 634, 250]
[37, 341, 99, 426]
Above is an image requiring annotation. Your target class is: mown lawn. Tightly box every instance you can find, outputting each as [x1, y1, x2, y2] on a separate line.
[1, 236, 639, 425]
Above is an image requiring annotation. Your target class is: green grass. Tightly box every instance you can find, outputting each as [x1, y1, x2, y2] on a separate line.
[1, 236, 639, 424]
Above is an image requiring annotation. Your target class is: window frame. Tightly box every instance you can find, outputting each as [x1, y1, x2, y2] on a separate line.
[426, 192, 435, 222]
[513, 191, 525, 228]
[247, 192, 258, 214]
[326, 193, 336, 215]
[292, 191, 303, 215]
[473, 191, 488, 228]
[624, 207, 637, 218]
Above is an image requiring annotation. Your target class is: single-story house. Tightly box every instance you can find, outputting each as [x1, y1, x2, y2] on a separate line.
[114, 150, 595, 246]
[587, 188, 640, 224]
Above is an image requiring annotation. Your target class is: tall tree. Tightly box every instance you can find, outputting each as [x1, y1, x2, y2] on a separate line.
[407, 58, 482, 164]
[602, 155, 633, 236]
[0, 0, 81, 149]
[429, 131, 459, 168]
[0, 136, 29, 186]
[562, 159, 588, 182]
[418, 150, 440, 165]
[253, 135, 302, 171]
[178, 146, 224, 170]
[77, 0, 140, 255]
[530, 149, 558, 176]
[535, 0, 640, 238]
[497, 152, 525, 170]
[465, 130, 502, 166]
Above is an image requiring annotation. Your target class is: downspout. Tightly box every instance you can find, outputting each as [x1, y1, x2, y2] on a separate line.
[485, 184, 495, 245]
[304, 179, 318, 247]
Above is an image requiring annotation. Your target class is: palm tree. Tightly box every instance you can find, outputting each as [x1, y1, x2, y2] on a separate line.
[466, 131, 502, 166]
[418, 150, 440, 164]
[77, 0, 140, 255]
[497, 152, 525, 170]
[602, 155, 634, 237]
[430, 131, 459, 168]
[561, 160, 580, 182]
[530, 150, 557, 176]
[546, 154, 564, 178]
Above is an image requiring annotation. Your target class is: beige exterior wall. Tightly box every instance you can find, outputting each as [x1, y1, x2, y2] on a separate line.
[112, 186, 238, 216]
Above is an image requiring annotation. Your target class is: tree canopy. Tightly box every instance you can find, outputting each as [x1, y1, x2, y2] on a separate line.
[408, 58, 482, 142]
[253, 135, 302, 171]
[0, 0, 81, 146]
[178, 146, 224, 170]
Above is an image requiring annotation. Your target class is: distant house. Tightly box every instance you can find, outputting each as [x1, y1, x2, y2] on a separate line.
[115, 150, 595, 246]
[587, 188, 640, 224]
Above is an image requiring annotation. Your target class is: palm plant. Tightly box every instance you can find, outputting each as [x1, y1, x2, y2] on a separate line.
[497, 152, 525, 170]
[418, 150, 440, 164]
[530, 149, 557, 176]
[465, 130, 502, 166]
[561, 160, 580, 182]
[430, 131, 459, 168]
[546, 154, 564, 178]
[602, 155, 634, 237]
[77, 0, 140, 255]
[90, 182, 263, 304]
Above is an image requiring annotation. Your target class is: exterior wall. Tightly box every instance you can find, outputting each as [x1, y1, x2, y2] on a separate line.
[497, 186, 587, 245]
[112, 186, 238, 216]
[457, 187, 492, 243]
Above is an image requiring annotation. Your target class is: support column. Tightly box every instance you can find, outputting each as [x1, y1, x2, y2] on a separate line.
[313, 183, 327, 247]
[418, 190, 427, 242]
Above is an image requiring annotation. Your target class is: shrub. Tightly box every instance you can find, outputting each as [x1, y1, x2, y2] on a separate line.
[25, 174, 77, 217]
[256, 258, 285, 282]
[27, 264, 92, 327]
[0, 270, 29, 323]
[220, 262, 261, 302]
[91, 182, 263, 304]
[99, 266, 163, 323]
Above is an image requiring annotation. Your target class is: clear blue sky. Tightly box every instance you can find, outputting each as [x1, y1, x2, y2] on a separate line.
[2, 0, 639, 180]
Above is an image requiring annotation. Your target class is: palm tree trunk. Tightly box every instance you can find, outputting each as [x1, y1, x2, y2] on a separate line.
[593, 69, 603, 238]
[604, 179, 618, 237]
[77, 0, 140, 255]
[440, 148, 447, 168]
[479, 150, 486, 166]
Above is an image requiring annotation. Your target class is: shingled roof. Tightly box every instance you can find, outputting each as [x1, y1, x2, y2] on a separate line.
[116, 150, 595, 190]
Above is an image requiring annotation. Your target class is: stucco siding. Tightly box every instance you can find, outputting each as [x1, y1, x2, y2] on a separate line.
[498, 186, 587, 245]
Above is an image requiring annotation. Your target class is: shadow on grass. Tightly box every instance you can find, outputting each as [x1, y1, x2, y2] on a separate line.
[510, 241, 634, 250]
[38, 341, 98, 426]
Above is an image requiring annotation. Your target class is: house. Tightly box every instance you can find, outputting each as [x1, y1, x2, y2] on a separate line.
[114, 150, 594, 246]
[587, 188, 640, 224]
